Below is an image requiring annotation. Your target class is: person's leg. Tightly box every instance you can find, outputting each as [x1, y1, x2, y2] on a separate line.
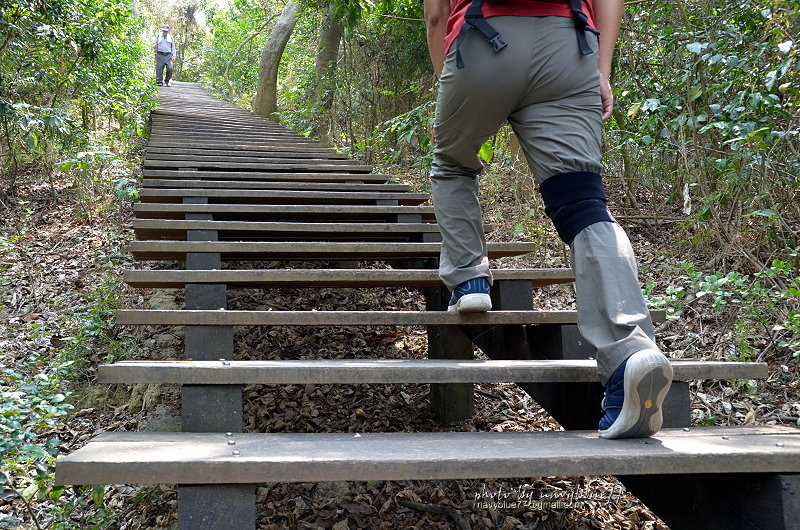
[431, 17, 536, 310]
[155, 55, 165, 85]
[164, 58, 173, 85]
[506, 18, 671, 437]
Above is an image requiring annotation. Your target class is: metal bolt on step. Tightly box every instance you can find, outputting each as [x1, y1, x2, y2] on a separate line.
[722, 435, 730, 440]
[232, 450, 240, 456]
[228, 440, 236, 446]
[683, 428, 690, 432]
[226, 432, 233, 437]
[777, 443, 785, 447]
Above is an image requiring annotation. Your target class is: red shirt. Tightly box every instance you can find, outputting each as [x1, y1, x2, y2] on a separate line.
[445, 0, 595, 52]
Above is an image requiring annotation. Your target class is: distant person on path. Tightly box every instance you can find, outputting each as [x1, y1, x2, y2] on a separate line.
[423, 0, 673, 439]
[154, 24, 175, 87]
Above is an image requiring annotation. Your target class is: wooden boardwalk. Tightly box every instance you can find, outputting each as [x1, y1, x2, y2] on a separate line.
[56, 82, 800, 529]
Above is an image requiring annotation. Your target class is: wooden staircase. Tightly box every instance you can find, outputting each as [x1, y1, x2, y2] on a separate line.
[56, 82, 800, 529]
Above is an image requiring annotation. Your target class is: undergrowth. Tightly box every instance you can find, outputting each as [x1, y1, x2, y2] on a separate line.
[645, 260, 800, 364]
[1, 143, 142, 528]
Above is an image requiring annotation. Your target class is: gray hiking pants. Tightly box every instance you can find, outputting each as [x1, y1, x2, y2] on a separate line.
[431, 16, 658, 383]
[155, 53, 173, 84]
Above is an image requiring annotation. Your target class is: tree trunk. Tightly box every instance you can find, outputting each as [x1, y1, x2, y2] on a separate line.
[252, 0, 301, 118]
[224, 17, 275, 101]
[311, 5, 344, 138]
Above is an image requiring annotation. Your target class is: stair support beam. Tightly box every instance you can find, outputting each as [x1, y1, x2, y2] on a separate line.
[179, 197, 253, 529]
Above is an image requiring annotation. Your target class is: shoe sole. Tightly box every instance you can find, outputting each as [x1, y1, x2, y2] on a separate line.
[447, 293, 492, 313]
[599, 350, 673, 439]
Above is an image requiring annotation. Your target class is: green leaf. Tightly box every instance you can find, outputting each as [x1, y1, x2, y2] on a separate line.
[21, 482, 38, 500]
[477, 140, 493, 163]
[686, 42, 707, 54]
[91, 484, 105, 506]
[751, 209, 776, 218]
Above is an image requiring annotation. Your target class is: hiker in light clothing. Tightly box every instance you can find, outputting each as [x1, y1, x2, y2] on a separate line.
[154, 24, 175, 87]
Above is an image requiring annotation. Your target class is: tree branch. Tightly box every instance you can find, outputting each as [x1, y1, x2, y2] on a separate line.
[397, 498, 471, 530]
[224, 16, 277, 100]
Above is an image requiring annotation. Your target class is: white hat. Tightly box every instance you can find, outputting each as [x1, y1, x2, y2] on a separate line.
[161, 24, 170, 30]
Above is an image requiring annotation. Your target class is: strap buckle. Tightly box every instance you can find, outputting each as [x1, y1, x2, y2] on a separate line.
[488, 34, 507, 52]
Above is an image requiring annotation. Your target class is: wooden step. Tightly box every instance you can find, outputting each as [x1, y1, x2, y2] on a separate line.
[146, 152, 348, 163]
[150, 116, 305, 126]
[143, 159, 373, 172]
[152, 110, 280, 120]
[150, 128, 318, 140]
[148, 136, 321, 147]
[54, 426, 800, 485]
[138, 188, 429, 205]
[149, 119, 308, 129]
[129, 241, 533, 260]
[149, 123, 313, 135]
[146, 148, 349, 160]
[115, 309, 666, 326]
[133, 204, 436, 222]
[132, 220, 443, 240]
[122, 268, 575, 288]
[98, 359, 768, 385]
[146, 141, 337, 153]
[142, 169, 393, 183]
[152, 119, 310, 132]
[141, 179, 409, 192]
[145, 154, 356, 166]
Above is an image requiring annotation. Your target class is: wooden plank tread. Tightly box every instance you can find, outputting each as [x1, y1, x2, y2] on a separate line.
[132, 220, 440, 234]
[98, 359, 769, 384]
[55, 426, 800, 485]
[139, 188, 428, 201]
[146, 141, 340, 154]
[116, 309, 667, 326]
[130, 241, 532, 260]
[145, 143, 346, 154]
[142, 170, 393, 183]
[140, 179, 409, 192]
[146, 149, 349, 159]
[122, 268, 575, 288]
[133, 204, 437, 222]
[134, 204, 434, 215]
[145, 154, 349, 164]
[143, 160, 373, 172]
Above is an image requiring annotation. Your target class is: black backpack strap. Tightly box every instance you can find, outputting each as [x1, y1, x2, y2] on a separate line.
[570, 0, 600, 55]
[454, 0, 507, 69]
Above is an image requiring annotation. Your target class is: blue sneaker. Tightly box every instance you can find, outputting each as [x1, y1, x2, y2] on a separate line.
[448, 278, 492, 312]
[599, 349, 673, 439]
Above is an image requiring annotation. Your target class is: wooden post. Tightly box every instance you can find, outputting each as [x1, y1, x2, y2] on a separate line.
[178, 485, 256, 529]
[460, 281, 690, 430]
[424, 279, 536, 424]
[178, 197, 254, 529]
[424, 286, 475, 424]
[619, 473, 800, 529]
[525, 324, 691, 429]
[466, 279, 533, 360]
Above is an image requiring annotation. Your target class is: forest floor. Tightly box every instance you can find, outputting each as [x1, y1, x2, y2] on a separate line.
[1, 154, 798, 529]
